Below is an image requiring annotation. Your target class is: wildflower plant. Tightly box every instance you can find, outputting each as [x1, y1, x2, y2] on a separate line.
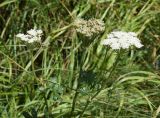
[1, 1, 160, 118]
[76, 30, 144, 117]
[16, 29, 44, 80]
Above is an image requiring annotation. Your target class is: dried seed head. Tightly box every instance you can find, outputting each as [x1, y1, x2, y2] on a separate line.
[74, 18, 105, 37]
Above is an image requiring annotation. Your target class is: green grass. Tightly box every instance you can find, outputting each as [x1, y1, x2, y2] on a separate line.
[0, 0, 160, 117]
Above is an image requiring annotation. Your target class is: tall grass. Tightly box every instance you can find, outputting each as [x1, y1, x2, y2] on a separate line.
[0, 0, 160, 117]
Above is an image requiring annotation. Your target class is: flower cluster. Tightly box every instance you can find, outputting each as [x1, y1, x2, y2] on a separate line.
[101, 31, 143, 49]
[16, 29, 43, 43]
[74, 18, 105, 37]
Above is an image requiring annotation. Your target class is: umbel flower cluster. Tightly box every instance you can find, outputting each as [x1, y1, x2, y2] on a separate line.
[16, 29, 43, 43]
[101, 31, 143, 49]
[74, 18, 105, 37]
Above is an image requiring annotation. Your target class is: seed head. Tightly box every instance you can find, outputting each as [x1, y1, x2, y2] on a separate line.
[74, 18, 105, 37]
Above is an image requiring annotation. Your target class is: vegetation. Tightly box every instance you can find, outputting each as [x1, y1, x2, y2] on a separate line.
[0, 0, 160, 117]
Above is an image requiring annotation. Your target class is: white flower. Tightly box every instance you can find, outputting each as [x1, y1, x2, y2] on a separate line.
[16, 29, 43, 43]
[101, 31, 143, 49]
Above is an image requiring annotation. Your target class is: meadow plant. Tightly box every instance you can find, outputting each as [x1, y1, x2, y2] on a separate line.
[77, 31, 144, 117]
[1, 1, 160, 118]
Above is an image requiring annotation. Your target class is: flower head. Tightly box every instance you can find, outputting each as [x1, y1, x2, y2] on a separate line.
[16, 29, 43, 43]
[101, 31, 143, 49]
[74, 18, 105, 37]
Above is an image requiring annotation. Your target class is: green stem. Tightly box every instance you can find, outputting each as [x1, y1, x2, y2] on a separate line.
[44, 94, 50, 118]
[70, 80, 80, 117]
[70, 51, 83, 116]
[79, 50, 121, 118]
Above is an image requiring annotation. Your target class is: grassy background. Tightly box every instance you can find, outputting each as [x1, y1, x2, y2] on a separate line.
[0, 0, 160, 117]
